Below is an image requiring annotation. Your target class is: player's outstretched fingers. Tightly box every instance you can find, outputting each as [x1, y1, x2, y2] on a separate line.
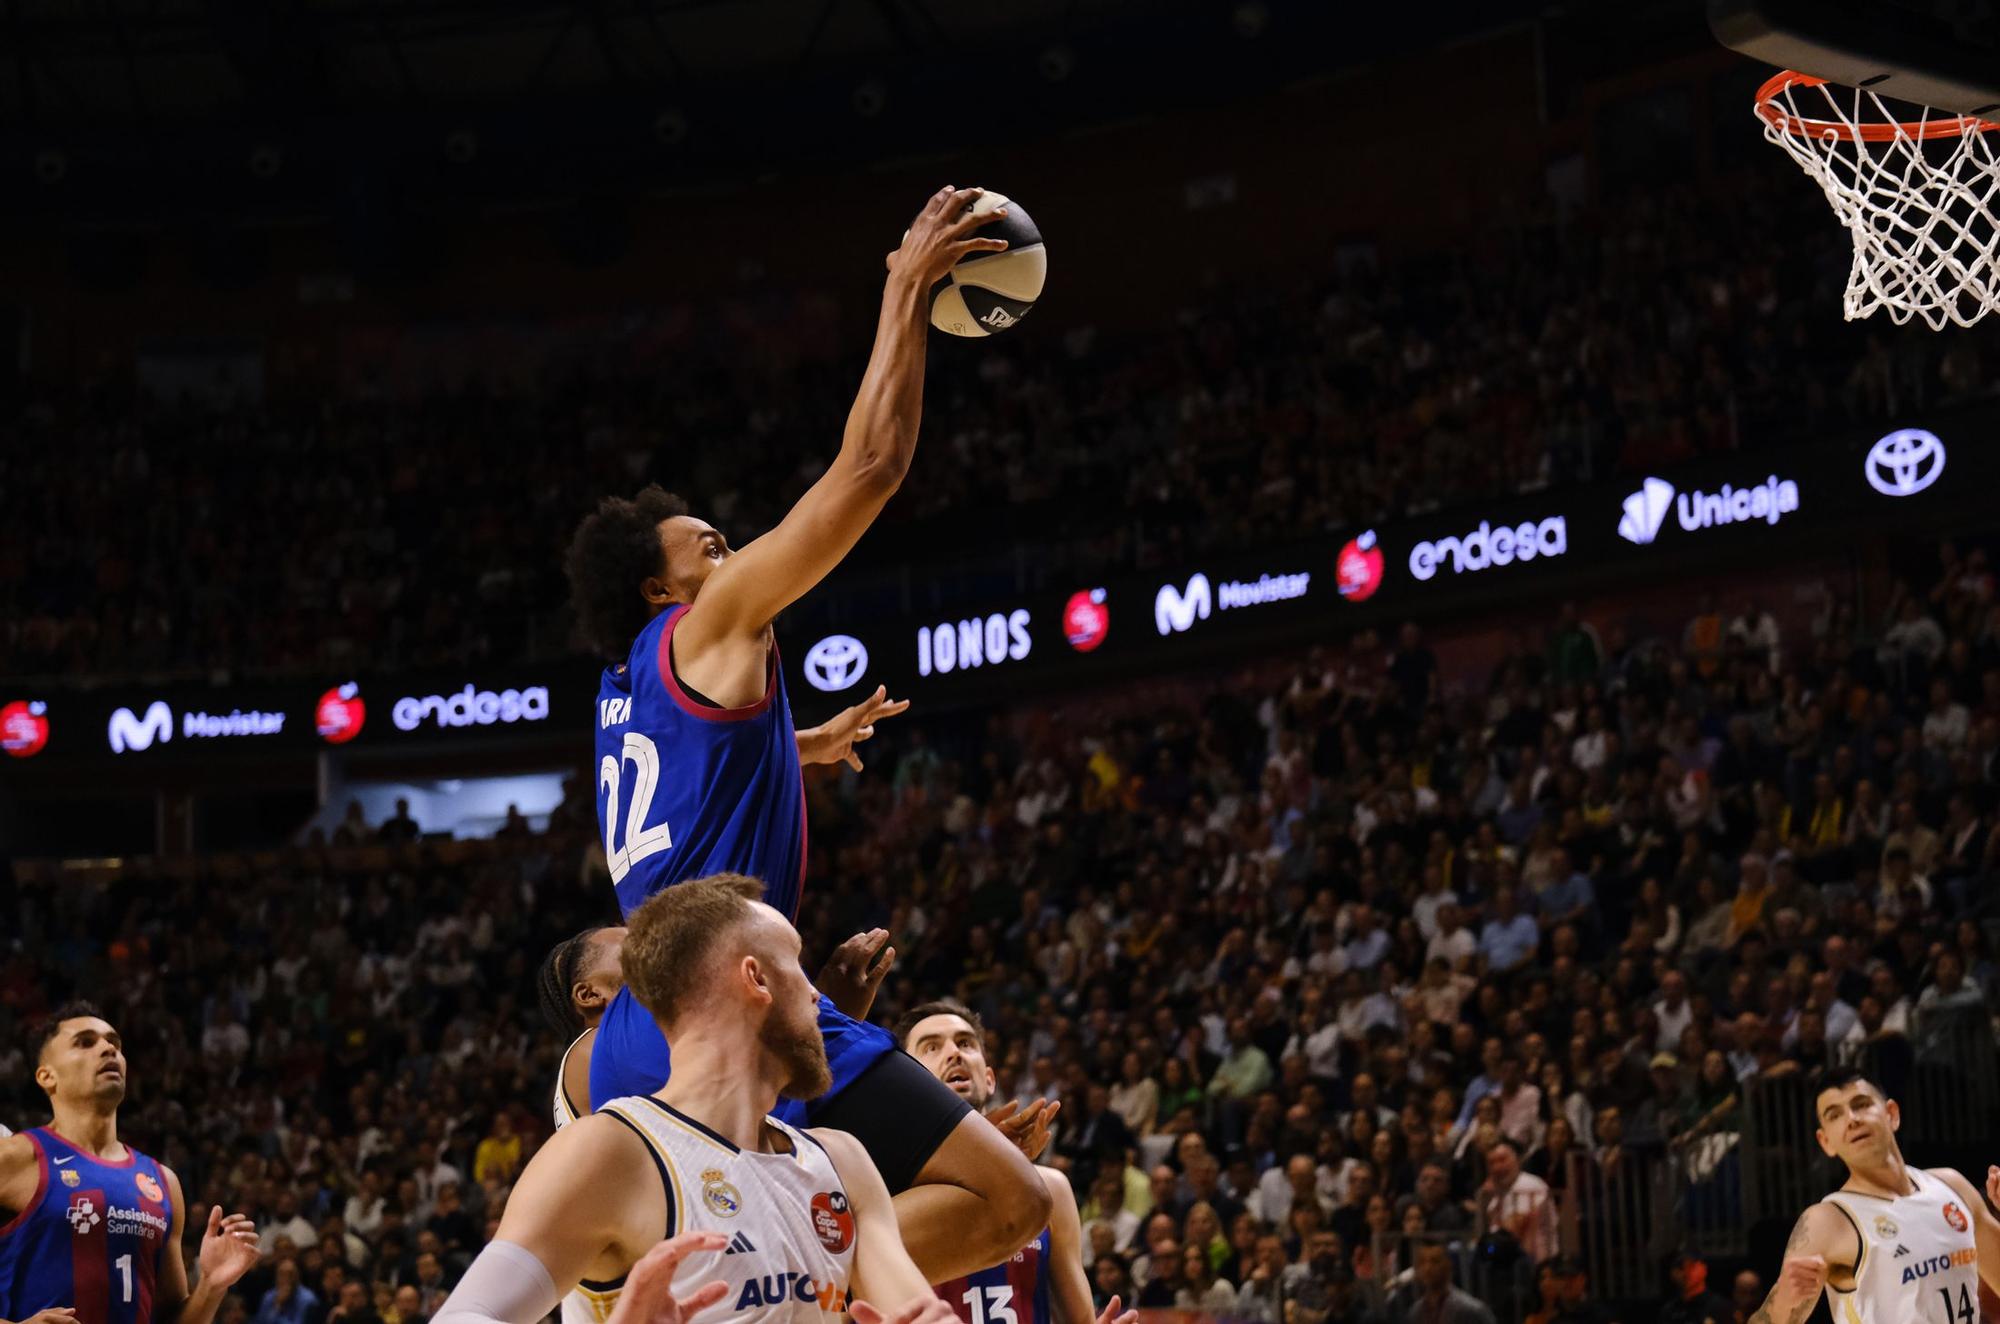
[615, 1231, 728, 1324]
[1986, 1164, 2000, 1210]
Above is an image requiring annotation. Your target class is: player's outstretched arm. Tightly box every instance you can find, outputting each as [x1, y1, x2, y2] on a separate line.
[797, 686, 910, 772]
[1930, 1167, 2000, 1300]
[1041, 1167, 1135, 1324]
[433, 1115, 666, 1324]
[1747, 1203, 1854, 1324]
[675, 187, 1007, 645]
[155, 1168, 259, 1324]
[811, 1127, 941, 1314]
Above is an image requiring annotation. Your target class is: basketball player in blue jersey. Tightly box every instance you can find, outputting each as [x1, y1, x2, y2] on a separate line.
[897, 1001, 1136, 1324]
[561, 185, 1051, 1281]
[0, 1006, 261, 1324]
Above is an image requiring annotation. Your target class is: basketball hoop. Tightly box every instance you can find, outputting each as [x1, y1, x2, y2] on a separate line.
[1755, 70, 2000, 329]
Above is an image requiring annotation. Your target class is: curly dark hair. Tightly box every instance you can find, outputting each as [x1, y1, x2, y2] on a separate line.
[536, 929, 605, 1039]
[33, 1000, 107, 1061]
[564, 484, 689, 659]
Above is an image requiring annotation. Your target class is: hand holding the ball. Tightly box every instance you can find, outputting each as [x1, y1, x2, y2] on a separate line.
[888, 186, 1009, 286]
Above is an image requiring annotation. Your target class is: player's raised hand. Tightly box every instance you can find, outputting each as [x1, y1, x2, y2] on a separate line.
[887, 187, 1008, 286]
[1986, 1164, 2000, 1212]
[989, 1097, 1058, 1162]
[850, 1293, 959, 1324]
[606, 1232, 730, 1324]
[817, 928, 897, 1021]
[1093, 1295, 1138, 1324]
[197, 1206, 261, 1288]
[804, 685, 909, 773]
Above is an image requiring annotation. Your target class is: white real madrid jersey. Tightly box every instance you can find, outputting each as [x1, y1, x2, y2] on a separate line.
[1822, 1171, 1979, 1324]
[553, 1033, 589, 1131]
[552, 1037, 596, 1324]
[570, 1095, 858, 1324]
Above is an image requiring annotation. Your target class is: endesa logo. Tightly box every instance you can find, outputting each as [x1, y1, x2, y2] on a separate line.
[1409, 517, 1567, 582]
[1064, 589, 1110, 652]
[316, 683, 366, 744]
[391, 684, 551, 732]
[1154, 571, 1311, 636]
[917, 610, 1031, 677]
[1, 700, 49, 758]
[1336, 531, 1385, 602]
[107, 701, 284, 753]
[1618, 474, 1799, 545]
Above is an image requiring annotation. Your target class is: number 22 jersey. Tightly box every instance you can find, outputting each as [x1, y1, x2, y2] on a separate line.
[589, 605, 893, 1118]
[0, 1128, 173, 1324]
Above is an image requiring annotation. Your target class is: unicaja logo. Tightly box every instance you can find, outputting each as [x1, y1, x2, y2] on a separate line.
[1618, 478, 1676, 545]
[803, 635, 870, 693]
[1155, 574, 1213, 636]
[107, 701, 173, 753]
[1866, 428, 1946, 497]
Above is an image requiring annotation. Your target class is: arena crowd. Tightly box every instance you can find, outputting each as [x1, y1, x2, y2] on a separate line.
[8, 533, 2000, 1324]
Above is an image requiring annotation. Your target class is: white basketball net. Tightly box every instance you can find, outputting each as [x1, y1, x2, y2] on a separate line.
[1758, 75, 2000, 329]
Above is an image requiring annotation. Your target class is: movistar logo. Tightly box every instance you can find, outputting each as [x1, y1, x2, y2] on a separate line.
[107, 702, 174, 753]
[1618, 478, 1675, 545]
[1155, 574, 1213, 636]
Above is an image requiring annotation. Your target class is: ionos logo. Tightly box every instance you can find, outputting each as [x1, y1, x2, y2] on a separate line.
[917, 611, 1031, 677]
[1155, 571, 1311, 636]
[1409, 518, 1567, 581]
[1, 700, 49, 758]
[1155, 575, 1212, 636]
[391, 684, 551, 732]
[804, 635, 870, 693]
[1618, 475, 1800, 545]
[108, 701, 174, 753]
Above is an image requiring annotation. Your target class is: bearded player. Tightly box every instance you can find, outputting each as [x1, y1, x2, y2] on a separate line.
[561, 186, 1050, 1281]
[1747, 1067, 2000, 1324]
[898, 1000, 1136, 1324]
[0, 1005, 260, 1324]
[432, 875, 955, 1324]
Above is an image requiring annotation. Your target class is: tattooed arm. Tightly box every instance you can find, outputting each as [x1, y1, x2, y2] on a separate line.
[1746, 1204, 1854, 1324]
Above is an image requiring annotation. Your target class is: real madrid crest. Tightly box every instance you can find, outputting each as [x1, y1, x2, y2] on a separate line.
[1874, 1215, 1898, 1239]
[60, 1168, 80, 1188]
[701, 1169, 742, 1219]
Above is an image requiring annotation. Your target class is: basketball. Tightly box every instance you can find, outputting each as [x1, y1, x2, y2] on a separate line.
[923, 190, 1046, 337]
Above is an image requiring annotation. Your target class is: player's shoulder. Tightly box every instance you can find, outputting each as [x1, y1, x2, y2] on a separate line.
[0, 1127, 34, 1170]
[1034, 1164, 1075, 1202]
[1920, 1166, 1977, 1200]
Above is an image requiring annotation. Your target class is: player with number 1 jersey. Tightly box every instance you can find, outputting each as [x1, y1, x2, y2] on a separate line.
[0, 1007, 259, 1324]
[561, 186, 1052, 1285]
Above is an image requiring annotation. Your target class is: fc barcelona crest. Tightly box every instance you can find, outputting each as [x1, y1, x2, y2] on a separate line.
[60, 1168, 80, 1188]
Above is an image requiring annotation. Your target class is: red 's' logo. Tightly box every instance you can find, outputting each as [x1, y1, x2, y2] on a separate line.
[1064, 589, 1110, 653]
[0, 700, 49, 758]
[135, 1173, 164, 1204]
[1336, 531, 1385, 602]
[1944, 1201, 1969, 1232]
[810, 1190, 854, 1254]
[316, 684, 366, 744]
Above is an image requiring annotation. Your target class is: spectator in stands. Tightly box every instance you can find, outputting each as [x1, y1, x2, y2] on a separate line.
[253, 1259, 320, 1324]
[1387, 1241, 1495, 1324]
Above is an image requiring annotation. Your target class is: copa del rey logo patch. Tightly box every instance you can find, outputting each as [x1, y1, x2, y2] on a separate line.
[1943, 1202, 1969, 1233]
[810, 1191, 853, 1254]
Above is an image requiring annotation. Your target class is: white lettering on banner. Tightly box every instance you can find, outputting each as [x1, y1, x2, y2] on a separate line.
[391, 684, 552, 732]
[1678, 475, 1799, 531]
[182, 709, 285, 738]
[917, 611, 1032, 677]
[1408, 518, 1568, 582]
[1155, 571, 1310, 636]
[1155, 575, 1213, 635]
[107, 702, 174, 753]
[1216, 572, 1312, 608]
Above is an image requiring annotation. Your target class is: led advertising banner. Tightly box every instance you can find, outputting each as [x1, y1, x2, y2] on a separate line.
[3, 415, 1988, 768]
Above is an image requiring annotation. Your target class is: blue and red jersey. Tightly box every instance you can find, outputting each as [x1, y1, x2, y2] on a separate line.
[589, 605, 894, 1120]
[0, 1128, 173, 1324]
[938, 1228, 1053, 1324]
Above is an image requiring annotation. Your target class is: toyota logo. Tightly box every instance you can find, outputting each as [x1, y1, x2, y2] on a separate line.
[804, 635, 869, 693]
[1866, 428, 1946, 497]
